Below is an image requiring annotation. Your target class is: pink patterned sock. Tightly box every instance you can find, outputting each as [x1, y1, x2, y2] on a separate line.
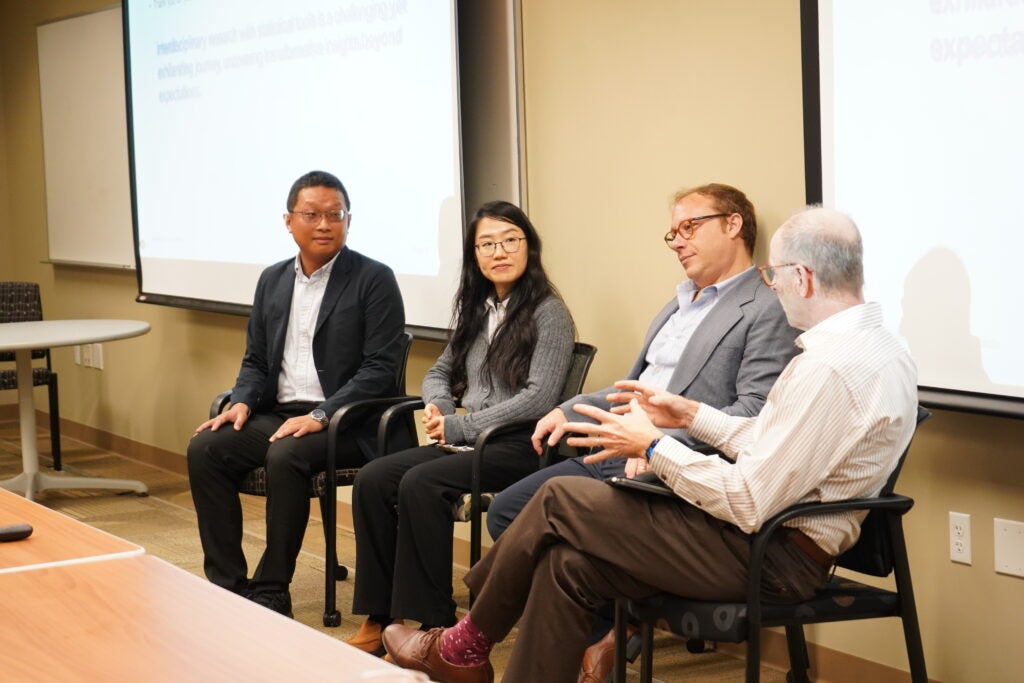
[439, 615, 495, 667]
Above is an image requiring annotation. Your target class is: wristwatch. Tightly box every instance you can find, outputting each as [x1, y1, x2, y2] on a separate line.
[310, 408, 329, 427]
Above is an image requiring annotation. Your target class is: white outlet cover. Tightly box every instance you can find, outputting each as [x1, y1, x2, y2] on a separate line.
[994, 518, 1024, 578]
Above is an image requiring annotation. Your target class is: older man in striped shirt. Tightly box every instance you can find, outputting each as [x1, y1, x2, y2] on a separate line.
[381, 207, 918, 683]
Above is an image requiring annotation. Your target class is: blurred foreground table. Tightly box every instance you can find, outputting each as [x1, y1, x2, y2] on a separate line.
[0, 554, 400, 681]
[0, 488, 142, 572]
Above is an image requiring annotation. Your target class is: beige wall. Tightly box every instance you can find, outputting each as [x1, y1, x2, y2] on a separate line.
[3, 1, 1024, 681]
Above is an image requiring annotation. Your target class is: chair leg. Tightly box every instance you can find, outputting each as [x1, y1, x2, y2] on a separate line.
[612, 600, 629, 683]
[784, 625, 811, 683]
[745, 627, 762, 683]
[639, 623, 654, 683]
[319, 493, 342, 627]
[48, 374, 62, 471]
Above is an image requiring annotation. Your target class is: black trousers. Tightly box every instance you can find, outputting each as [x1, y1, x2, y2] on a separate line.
[351, 429, 538, 627]
[186, 401, 364, 593]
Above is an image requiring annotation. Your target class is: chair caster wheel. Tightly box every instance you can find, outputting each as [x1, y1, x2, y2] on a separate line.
[685, 638, 708, 654]
[323, 611, 341, 627]
[335, 565, 348, 581]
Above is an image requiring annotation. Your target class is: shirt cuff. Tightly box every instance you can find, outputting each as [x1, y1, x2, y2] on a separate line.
[687, 402, 729, 444]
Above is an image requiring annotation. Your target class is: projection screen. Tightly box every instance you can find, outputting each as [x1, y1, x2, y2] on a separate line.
[123, 0, 464, 335]
[802, 0, 1024, 418]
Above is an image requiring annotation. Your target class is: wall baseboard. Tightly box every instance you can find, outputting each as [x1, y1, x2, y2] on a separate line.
[1, 407, 922, 682]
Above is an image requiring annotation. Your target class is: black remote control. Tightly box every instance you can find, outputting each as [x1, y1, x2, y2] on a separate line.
[0, 523, 33, 542]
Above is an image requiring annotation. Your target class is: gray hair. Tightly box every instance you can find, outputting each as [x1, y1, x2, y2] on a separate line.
[775, 207, 864, 294]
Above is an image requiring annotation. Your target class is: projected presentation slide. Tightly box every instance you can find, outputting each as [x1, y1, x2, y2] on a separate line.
[125, 0, 463, 330]
[816, 0, 1024, 400]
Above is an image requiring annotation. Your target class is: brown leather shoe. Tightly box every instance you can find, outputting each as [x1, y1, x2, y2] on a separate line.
[579, 628, 616, 683]
[579, 626, 637, 683]
[346, 618, 404, 656]
[382, 624, 494, 683]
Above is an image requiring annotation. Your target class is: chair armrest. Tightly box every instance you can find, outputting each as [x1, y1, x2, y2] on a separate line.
[209, 390, 232, 419]
[324, 395, 416, 486]
[745, 493, 915, 621]
[376, 397, 426, 457]
[469, 419, 538, 494]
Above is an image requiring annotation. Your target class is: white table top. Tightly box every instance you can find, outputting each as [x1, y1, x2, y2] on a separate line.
[0, 319, 150, 351]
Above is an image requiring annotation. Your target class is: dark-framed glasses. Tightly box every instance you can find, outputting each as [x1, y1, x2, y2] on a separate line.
[663, 213, 730, 245]
[758, 263, 812, 286]
[475, 236, 526, 257]
[289, 209, 350, 225]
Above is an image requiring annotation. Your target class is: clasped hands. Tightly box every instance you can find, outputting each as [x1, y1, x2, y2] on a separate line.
[422, 402, 446, 444]
[556, 380, 699, 467]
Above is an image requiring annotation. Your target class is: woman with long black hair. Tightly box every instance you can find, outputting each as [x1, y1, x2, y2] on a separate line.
[347, 200, 575, 654]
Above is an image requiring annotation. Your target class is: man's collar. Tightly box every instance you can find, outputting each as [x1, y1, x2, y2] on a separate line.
[796, 301, 883, 349]
[293, 249, 342, 278]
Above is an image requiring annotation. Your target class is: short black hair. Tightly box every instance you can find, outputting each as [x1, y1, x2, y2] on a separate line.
[286, 170, 350, 211]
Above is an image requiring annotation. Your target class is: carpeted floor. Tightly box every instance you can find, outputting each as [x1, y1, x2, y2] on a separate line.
[0, 419, 786, 682]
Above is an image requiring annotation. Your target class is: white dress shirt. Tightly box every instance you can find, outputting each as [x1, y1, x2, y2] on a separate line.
[651, 302, 918, 556]
[276, 252, 340, 404]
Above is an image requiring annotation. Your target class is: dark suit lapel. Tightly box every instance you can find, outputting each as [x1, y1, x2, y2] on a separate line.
[666, 268, 759, 394]
[267, 261, 296, 364]
[316, 248, 353, 335]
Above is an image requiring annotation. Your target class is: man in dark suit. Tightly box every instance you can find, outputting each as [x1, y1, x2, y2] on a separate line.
[484, 183, 799, 681]
[187, 170, 406, 616]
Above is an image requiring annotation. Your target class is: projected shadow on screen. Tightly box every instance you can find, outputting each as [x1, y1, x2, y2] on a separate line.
[396, 195, 462, 331]
[900, 247, 989, 392]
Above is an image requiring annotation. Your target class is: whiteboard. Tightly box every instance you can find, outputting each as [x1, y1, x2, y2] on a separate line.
[37, 5, 134, 269]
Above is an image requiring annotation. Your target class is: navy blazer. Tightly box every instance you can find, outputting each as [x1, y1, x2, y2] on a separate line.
[231, 247, 407, 453]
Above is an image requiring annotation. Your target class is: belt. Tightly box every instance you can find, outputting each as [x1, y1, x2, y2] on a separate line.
[787, 528, 834, 569]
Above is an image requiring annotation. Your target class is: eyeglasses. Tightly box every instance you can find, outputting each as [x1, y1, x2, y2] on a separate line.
[289, 209, 350, 225]
[475, 237, 526, 257]
[663, 213, 730, 245]
[758, 263, 812, 286]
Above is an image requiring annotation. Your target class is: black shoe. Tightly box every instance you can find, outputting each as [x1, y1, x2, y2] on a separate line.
[244, 588, 293, 618]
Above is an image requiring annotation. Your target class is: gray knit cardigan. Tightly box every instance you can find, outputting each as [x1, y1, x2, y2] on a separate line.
[421, 296, 575, 445]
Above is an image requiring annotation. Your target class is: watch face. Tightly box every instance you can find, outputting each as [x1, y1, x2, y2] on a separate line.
[311, 409, 328, 425]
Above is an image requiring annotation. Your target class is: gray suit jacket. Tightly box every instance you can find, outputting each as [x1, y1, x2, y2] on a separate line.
[561, 267, 799, 446]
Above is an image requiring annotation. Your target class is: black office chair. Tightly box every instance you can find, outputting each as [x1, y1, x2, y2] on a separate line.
[208, 332, 416, 627]
[612, 406, 932, 683]
[376, 341, 598, 585]
[0, 282, 62, 471]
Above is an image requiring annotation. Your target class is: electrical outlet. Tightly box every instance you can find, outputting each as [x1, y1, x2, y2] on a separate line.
[994, 518, 1024, 578]
[74, 345, 82, 365]
[92, 343, 103, 370]
[950, 511, 972, 565]
[81, 343, 93, 368]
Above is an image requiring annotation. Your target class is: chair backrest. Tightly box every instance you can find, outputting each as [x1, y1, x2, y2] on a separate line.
[393, 331, 414, 395]
[836, 405, 932, 577]
[559, 342, 598, 403]
[0, 282, 47, 362]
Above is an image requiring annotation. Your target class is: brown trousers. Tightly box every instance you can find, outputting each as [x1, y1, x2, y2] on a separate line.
[464, 476, 829, 683]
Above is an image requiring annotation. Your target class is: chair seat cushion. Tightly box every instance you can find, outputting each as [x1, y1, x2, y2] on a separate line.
[239, 467, 361, 498]
[0, 367, 53, 391]
[627, 575, 901, 642]
[452, 492, 497, 522]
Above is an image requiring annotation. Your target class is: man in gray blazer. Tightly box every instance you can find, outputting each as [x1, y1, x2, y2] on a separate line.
[485, 182, 799, 682]
[187, 170, 407, 618]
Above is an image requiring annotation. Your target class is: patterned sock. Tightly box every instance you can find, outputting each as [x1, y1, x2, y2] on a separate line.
[439, 615, 495, 667]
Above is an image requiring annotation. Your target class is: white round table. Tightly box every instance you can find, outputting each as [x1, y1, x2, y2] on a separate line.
[0, 319, 151, 500]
